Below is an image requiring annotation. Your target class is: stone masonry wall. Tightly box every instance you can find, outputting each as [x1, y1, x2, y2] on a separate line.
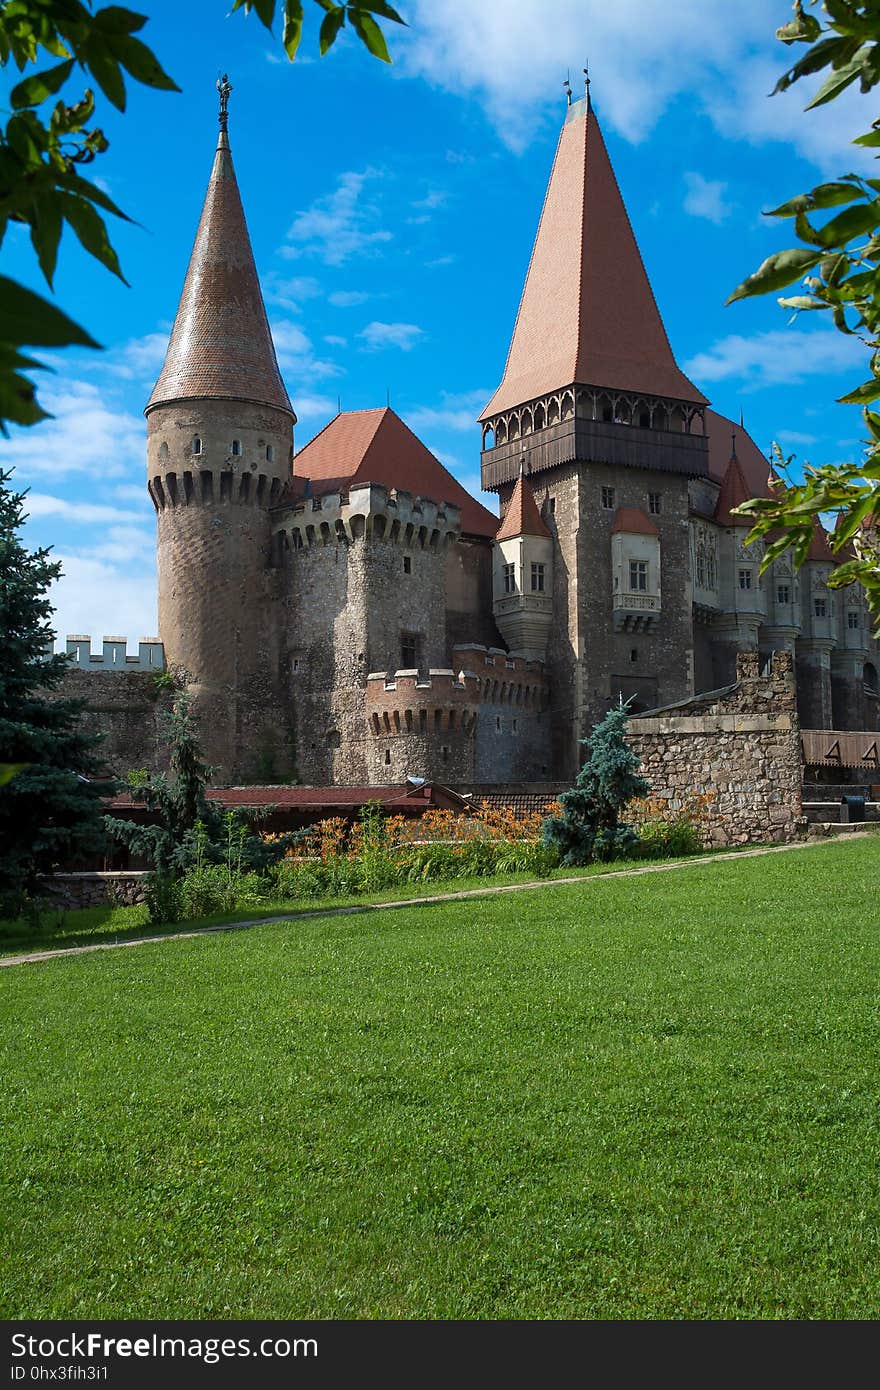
[37, 872, 149, 910]
[53, 668, 175, 777]
[626, 650, 803, 846]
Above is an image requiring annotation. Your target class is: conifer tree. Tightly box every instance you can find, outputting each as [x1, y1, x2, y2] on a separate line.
[0, 469, 107, 893]
[542, 703, 649, 866]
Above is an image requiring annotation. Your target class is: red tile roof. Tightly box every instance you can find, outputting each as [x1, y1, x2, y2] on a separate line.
[481, 100, 705, 420]
[714, 451, 756, 527]
[706, 412, 772, 497]
[807, 522, 836, 564]
[108, 782, 469, 812]
[147, 127, 293, 417]
[496, 474, 551, 540]
[611, 506, 660, 537]
[293, 407, 499, 538]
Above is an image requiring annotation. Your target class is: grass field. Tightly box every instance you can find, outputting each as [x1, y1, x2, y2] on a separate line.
[1, 836, 879, 1319]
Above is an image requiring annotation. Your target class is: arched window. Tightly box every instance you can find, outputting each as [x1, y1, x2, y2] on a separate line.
[266, 444, 275, 463]
[231, 439, 242, 457]
[191, 436, 201, 455]
[696, 542, 706, 588]
[158, 441, 169, 461]
[865, 661, 879, 694]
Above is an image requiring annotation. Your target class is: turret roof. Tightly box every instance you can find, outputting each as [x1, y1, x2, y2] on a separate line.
[496, 473, 551, 540]
[146, 104, 292, 417]
[611, 506, 660, 537]
[480, 97, 705, 421]
[293, 406, 499, 538]
[807, 521, 836, 564]
[714, 448, 757, 527]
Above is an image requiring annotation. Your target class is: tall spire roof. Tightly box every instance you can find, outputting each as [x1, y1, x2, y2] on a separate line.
[714, 444, 755, 527]
[481, 97, 705, 421]
[146, 79, 293, 418]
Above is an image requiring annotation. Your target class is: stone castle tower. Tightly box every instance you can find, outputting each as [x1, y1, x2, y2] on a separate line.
[145, 78, 296, 779]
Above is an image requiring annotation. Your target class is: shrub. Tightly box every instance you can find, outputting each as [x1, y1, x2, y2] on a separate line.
[542, 704, 649, 866]
[626, 793, 714, 858]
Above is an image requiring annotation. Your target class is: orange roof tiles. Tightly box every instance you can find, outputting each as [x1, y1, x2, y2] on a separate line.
[147, 128, 293, 417]
[293, 406, 499, 538]
[714, 450, 756, 527]
[611, 506, 660, 537]
[807, 522, 836, 564]
[496, 474, 551, 540]
[481, 99, 705, 421]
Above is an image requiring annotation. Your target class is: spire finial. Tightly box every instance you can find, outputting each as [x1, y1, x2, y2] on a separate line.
[584, 61, 591, 109]
[731, 428, 738, 461]
[217, 72, 232, 133]
[563, 70, 572, 107]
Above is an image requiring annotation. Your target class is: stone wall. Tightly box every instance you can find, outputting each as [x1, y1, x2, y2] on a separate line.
[53, 668, 175, 777]
[627, 650, 803, 846]
[37, 872, 149, 910]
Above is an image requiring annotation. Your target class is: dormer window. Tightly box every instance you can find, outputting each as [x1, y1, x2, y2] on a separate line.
[231, 439, 242, 457]
[191, 436, 202, 455]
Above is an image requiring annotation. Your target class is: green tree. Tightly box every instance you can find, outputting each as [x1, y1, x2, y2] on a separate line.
[0, 0, 405, 432]
[0, 465, 108, 893]
[542, 704, 649, 867]
[728, 0, 880, 632]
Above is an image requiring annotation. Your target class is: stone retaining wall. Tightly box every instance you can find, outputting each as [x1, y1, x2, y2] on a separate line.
[627, 651, 803, 846]
[37, 872, 149, 910]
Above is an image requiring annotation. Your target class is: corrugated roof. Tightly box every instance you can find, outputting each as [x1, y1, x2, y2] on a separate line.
[293, 406, 499, 538]
[481, 98, 705, 420]
[147, 125, 293, 416]
[496, 474, 551, 540]
[611, 506, 660, 537]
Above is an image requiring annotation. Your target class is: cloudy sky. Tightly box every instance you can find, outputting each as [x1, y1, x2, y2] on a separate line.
[3, 0, 873, 647]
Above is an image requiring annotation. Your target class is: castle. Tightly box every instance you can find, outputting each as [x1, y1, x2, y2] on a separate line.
[70, 84, 879, 787]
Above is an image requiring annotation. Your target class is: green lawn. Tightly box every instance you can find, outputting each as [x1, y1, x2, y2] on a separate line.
[1, 836, 879, 1319]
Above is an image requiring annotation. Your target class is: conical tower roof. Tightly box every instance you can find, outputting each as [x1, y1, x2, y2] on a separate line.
[146, 82, 293, 418]
[481, 97, 705, 421]
[496, 473, 551, 540]
[714, 445, 755, 527]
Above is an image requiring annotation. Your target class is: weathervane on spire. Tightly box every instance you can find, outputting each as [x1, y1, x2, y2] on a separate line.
[217, 72, 232, 132]
[584, 61, 591, 109]
[563, 70, 572, 107]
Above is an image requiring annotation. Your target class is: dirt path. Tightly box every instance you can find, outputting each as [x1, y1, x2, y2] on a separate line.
[2, 832, 872, 970]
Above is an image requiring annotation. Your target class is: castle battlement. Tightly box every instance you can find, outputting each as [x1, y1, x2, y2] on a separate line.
[452, 644, 547, 709]
[274, 481, 462, 550]
[64, 635, 166, 671]
[148, 467, 285, 512]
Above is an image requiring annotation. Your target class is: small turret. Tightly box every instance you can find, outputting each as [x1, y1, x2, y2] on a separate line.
[492, 471, 553, 659]
[146, 77, 296, 781]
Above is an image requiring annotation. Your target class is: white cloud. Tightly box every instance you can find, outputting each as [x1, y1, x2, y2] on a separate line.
[324, 334, 347, 347]
[398, 0, 871, 171]
[329, 289, 370, 308]
[293, 392, 337, 423]
[358, 321, 424, 352]
[48, 548, 157, 648]
[776, 429, 818, 446]
[264, 273, 322, 313]
[282, 169, 392, 266]
[413, 189, 448, 211]
[684, 328, 863, 388]
[25, 493, 147, 526]
[406, 388, 489, 432]
[270, 319, 343, 381]
[425, 254, 455, 269]
[683, 171, 731, 224]
[3, 379, 144, 479]
[107, 331, 169, 382]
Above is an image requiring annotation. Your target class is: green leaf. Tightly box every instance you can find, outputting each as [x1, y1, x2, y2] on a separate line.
[0, 276, 101, 349]
[839, 377, 880, 405]
[93, 7, 149, 36]
[727, 247, 824, 304]
[10, 58, 74, 109]
[361, 0, 406, 23]
[58, 170, 131, 222]
[29, 197, 63, 286]
[85, 48, 127, 110]
[805, 48, 868, 109]
[115, 35, 180, 92]
[58, 192, 127, 282]
[349, 8, 390, 61]
[282, 0, 304, 57]
[854, 127, 880, 147]
[319, 7, 345, 53]
[767, 182, 863, 218]
[772, 35, 854, 94]
[812, 199, 880, 247]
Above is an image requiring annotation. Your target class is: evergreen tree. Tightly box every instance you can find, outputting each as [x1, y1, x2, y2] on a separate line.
[542, 703, 650, 867]
[0, 469, 108, 893]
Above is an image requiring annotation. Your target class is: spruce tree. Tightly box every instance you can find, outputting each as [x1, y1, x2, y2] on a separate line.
[0, 469, 108, 893]
[542, 703, 650, 866]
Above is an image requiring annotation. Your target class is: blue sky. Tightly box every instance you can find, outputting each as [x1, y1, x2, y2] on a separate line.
[3, 0, 875, 647]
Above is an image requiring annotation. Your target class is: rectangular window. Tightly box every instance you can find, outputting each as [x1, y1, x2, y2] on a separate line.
[548, 497, 556, 515]
[503, 562, 516, 594]
[601, 486, 616, 510]
[739, 569, 752, 591]
[814, 598, 827, 618]
[848, 609, 860, 629]
[629, 560, 648, 592]
[400, 633, 421, 668]
[777, 584, 790, 605]
[648, 491, 662, 515]
[530, 562, 545, 593]
[403, 555, 411, 574]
